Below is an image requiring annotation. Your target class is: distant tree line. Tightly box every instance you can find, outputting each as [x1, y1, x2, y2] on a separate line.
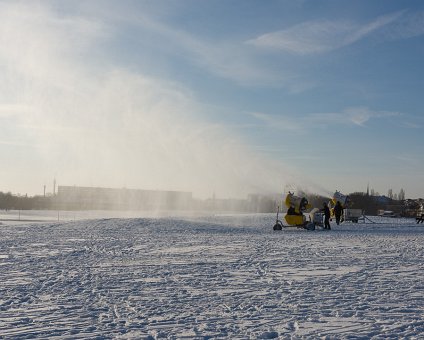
[0, 192, 53, 210]
[0, 189, 421, 216]
[348, 191, 420, 216]
[0, 191, 277, 213]
[370, 188, 406, 201]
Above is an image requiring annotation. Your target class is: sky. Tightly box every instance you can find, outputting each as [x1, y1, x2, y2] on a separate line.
[1, 0, 423, 200]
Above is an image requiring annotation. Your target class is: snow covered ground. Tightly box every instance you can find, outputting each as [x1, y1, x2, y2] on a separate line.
[1, 212, 423, 339]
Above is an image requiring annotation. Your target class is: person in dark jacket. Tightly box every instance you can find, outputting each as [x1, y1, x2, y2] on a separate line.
[322, 202, 331, 230]
[334, 201, 344, 225]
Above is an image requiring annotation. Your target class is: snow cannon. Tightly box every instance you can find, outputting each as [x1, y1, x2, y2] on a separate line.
[330, 190, 350, 208]
[285, 192, 312, 214]
[330, 190, 351, 221]
[283, 192, 312, 227]
[273, 192, 315, 230]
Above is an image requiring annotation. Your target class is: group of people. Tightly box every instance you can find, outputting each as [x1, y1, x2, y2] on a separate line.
[321, 201, 344, 230]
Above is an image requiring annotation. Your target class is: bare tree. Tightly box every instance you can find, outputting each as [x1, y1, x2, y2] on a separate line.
[399, 188, 405, 201]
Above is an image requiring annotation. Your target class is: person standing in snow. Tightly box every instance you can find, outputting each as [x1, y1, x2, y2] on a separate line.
[322, 202, 331, 230]
[334, 201, 344, 225]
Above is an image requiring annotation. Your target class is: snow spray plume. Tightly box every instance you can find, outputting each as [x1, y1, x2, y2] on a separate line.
[0, 2, 304, 209]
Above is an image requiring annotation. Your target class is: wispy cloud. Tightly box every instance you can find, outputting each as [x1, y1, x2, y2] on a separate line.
[247, 20, 354, 54]
[246, 11, 406, 55]
[87, 4, 285, 86]
[250, 107, 401, 132]
[308, 107, 401, 126]
[399, 114, 424, 129]
[402, 121, 422, 129]
[381, 10, 424, 40]
[347, 107, 400, 126]
[249, 112, 304, 131]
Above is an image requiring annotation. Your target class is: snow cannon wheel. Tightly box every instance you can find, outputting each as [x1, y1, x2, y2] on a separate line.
[273, 220, 284, 231]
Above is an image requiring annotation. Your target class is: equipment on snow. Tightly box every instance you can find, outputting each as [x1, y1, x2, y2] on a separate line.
[273, 192, 320, 231]
[329, 190, 363, 223]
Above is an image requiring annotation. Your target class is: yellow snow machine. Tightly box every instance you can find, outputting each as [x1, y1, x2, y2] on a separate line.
[273, 192, 320, 231]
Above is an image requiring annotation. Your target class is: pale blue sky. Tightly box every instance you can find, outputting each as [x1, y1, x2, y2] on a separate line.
[1, 0, 423, 199]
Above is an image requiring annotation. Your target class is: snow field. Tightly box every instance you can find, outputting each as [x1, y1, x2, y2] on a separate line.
[0, 214, 423, 339]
